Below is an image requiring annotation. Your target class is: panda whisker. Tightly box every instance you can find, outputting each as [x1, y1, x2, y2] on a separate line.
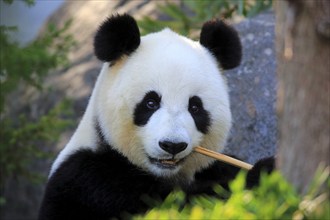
[194, 146, 253, 170]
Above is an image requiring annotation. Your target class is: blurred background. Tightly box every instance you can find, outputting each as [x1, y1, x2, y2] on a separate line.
[0, 0, 328, 219]
[0, 0, 63, 44]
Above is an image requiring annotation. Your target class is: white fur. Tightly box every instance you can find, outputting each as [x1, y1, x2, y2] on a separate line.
[50, 29, 232, 182]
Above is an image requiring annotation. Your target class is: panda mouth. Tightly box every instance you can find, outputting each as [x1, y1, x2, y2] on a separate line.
[148, 157, 183, 169]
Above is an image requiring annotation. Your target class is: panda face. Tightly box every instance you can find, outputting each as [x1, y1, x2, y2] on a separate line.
[133, 91, 210, 176]
[96, 29, 232, 178]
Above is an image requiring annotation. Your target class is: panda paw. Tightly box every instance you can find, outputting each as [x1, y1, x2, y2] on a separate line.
[246, 156, 276, 189]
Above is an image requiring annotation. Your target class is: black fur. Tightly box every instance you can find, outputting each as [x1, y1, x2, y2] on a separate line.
[39, 143, 274, 219]
[134, 91, 161, 126]
[246, 156, 275, 189]
[188, 96, 211, 134]
[38, 147, 173, 220]
[94, 14, 140, 62]
[200, 19, 242, 70]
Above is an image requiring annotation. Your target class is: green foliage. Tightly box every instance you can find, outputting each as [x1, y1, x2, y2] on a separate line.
[0, 100, 74, 187]
[0, 19, 75, 111]
[0, 0, 75, 204]
[138, 0, 272, 37]
[134, 169, 330, 220]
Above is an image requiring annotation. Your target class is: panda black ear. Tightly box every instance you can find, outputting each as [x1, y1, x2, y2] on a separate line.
[200, 19, 242, 70]
[94, 14, 141, 62]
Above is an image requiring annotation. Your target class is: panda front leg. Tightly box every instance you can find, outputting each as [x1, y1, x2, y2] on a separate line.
[245, 156, 275, 188]
[185, 156, 275, 198]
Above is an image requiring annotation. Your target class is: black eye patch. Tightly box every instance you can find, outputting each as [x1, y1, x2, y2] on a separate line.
[188, 96, 211, 134]
[134, 91, 161, 126]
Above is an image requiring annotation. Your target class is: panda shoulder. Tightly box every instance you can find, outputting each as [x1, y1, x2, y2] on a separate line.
[49, 147, 142, 186]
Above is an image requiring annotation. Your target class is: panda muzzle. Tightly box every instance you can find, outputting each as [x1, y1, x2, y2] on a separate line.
[149, 157, 184, 169]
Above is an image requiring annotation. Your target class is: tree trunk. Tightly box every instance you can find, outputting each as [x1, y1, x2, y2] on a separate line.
[275, 0, 330, 193]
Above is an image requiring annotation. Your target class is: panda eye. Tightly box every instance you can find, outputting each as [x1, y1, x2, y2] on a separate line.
[189, 96, 203, 114]
[189, 104, 199, 114]
[146, 99, 159, 110]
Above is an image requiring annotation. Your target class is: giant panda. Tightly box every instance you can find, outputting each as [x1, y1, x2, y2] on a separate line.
[38, 14, 274, 220]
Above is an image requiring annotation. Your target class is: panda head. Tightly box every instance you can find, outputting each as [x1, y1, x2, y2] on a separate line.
[93, 14, 241, 179]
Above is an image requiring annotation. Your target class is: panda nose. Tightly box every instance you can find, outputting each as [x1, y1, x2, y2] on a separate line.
[159, 141, 188, 155]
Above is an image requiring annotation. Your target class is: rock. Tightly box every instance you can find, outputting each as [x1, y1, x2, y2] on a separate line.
[223, 11, 277, 163]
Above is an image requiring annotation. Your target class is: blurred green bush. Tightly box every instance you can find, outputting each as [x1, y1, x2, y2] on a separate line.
[0, 0, 75, 204]
[133, 169, 329, 220]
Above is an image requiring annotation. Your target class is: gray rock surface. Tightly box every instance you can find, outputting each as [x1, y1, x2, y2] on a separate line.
[223, 11, 277, 163]
[0, 4, 277, 219]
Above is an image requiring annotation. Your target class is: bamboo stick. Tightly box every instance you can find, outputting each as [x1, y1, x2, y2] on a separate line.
[194, 146, 253, 170]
